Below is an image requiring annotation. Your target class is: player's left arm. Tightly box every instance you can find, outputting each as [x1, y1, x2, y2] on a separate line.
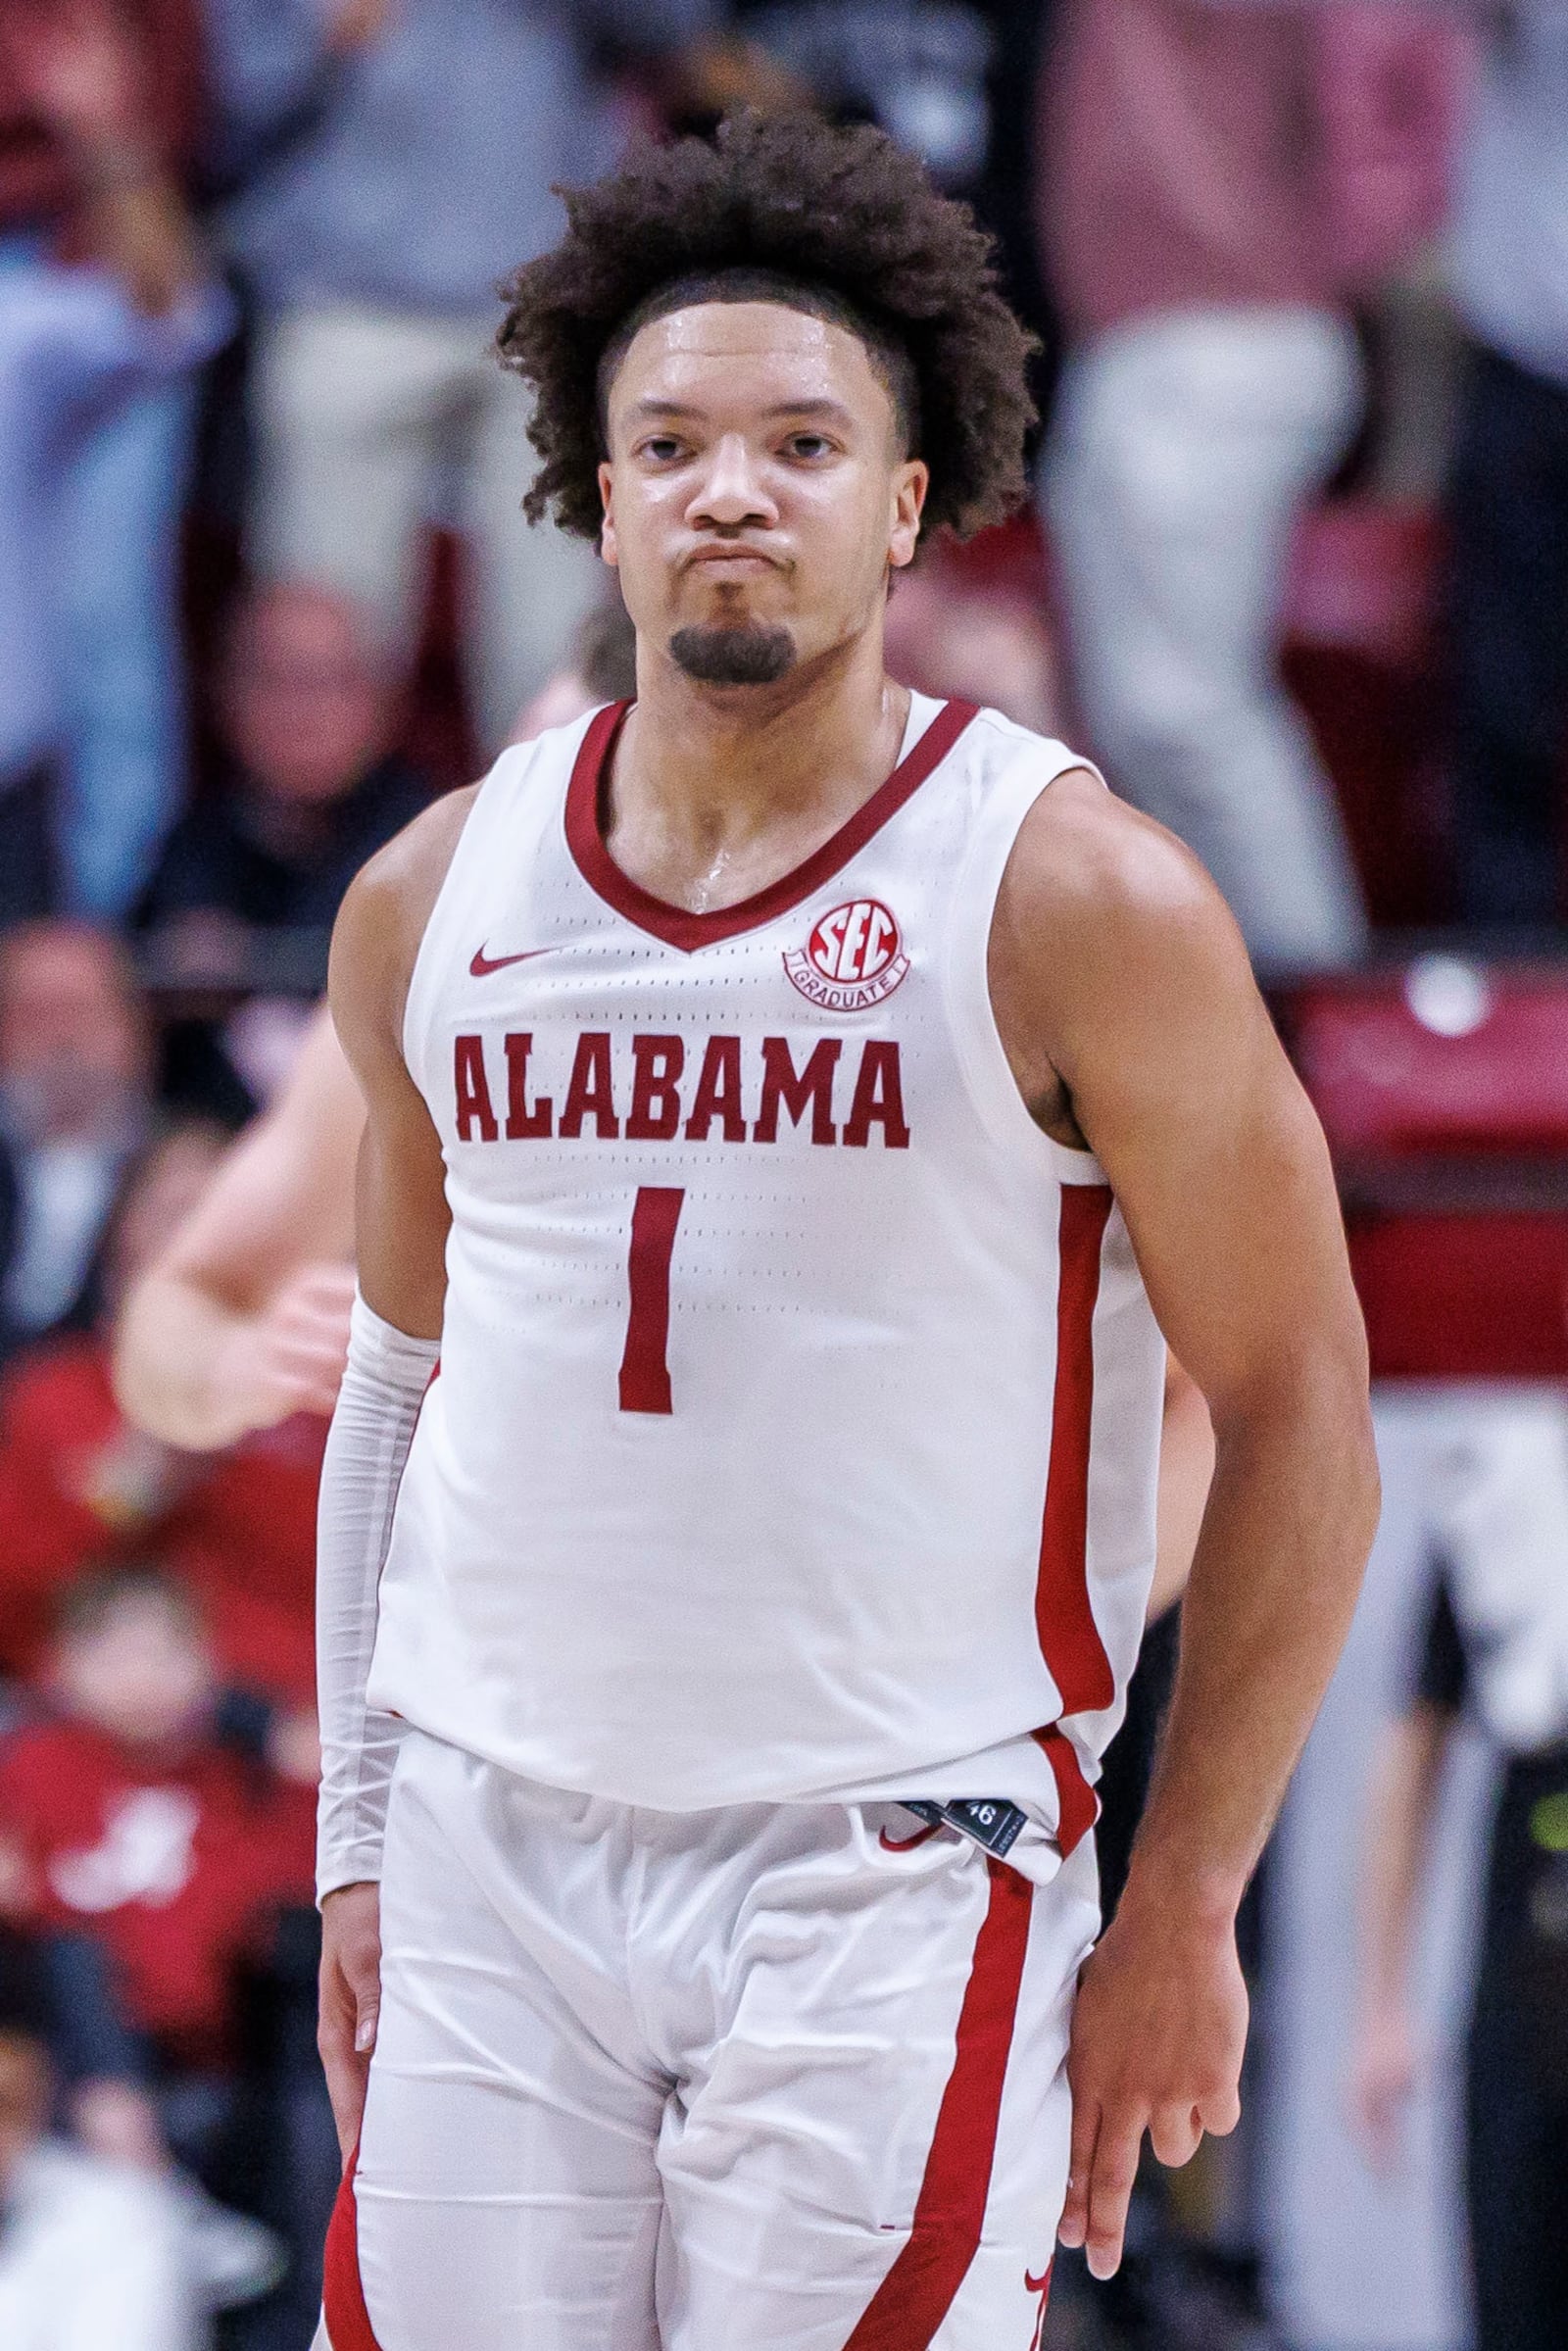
[990, 775, 1379, 2280]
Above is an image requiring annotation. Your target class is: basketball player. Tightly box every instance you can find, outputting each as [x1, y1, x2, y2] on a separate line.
[334, 114, 1379, 2351]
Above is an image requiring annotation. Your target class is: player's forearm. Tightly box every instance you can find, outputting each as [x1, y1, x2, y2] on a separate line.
[1357, 1710, 1449, 2021]
[316, 1295, 437, 1900]
[1121, 1362, 1379, 1923]
[113, 1270, 256, 1451]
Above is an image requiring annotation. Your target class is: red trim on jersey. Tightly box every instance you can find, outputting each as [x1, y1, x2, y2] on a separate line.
[1035, 1185, 1115, 1715]
[564, 698, 979, 953]
[1033, 1723, 1100, 1858]
[619, 1185, 684, 1413]
[322, 2146, 386, 2351]
[842, 1859, 1033, 2351]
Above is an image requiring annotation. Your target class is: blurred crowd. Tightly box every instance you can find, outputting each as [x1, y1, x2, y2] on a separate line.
[2, 4, 1567, 2349]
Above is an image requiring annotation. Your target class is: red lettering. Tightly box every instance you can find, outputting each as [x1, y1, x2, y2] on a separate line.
[619, 1186, 684, 1413]
[504, 1033, 553, 1139]
[753, 1037, 841, 1145]
[684, 1036, 747, 1142]
[843, 1041, 910, 1149]
[559, 1032, 620, 1138]
[626, 1034, 685, 1141]
[453, 1034, 498, 1141]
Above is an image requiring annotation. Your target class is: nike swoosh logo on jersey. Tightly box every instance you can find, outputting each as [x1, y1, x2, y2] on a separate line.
[469, 944, 554, 977]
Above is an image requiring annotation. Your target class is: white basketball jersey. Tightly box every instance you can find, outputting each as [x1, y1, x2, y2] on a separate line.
[368, 693, 1166, 1846]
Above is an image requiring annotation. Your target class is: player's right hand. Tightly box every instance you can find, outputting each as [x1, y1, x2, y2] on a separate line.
[217, 1263, 357, 1431]
[318, 1881, 382, 2163]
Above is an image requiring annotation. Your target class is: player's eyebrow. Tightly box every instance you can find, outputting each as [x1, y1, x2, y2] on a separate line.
[625, 397, 858, 429]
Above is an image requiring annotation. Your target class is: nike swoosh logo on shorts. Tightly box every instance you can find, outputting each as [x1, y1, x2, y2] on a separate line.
[469, 944, 554, 977]
[878, 1821, 942, 1853]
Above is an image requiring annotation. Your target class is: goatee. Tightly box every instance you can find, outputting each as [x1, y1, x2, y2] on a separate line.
[669, 622, 796, 687]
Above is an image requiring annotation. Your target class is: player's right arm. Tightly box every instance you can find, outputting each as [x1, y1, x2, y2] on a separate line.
[316, 791, 472, 2159]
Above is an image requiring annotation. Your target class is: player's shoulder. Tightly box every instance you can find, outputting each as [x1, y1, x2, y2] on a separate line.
[983, 714, 1231, 943]
[340, 782, 478, 940]
[968, 711, 1253, 1021]
[339, 706, 601, 948]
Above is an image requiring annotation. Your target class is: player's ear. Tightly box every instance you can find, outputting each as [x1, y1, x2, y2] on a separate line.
[599, 462, 619, 568]
[889, 459, 928, 573]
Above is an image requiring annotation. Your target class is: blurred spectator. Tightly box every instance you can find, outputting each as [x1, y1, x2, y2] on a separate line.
[1446, 8, 1568, 930]
[0, 0, 232, 924]
[201, 0, 723, 756]
[714, 3, 999, 192]
[508, 593, 640, 742]
[1039, 1, 1460, 974]
[0, 1565, 322, 2335]
[0, 1122, 322, 1705]
[1351, 1396, 1568, 2351]
[136, 580, 429, 991]
[884, 556, 1060, 735]
[0, 921, 152, 1365]
[0, 1922, 200, 2350]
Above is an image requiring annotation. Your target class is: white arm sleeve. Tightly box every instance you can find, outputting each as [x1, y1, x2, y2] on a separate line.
[316, 1292, 440, 1903]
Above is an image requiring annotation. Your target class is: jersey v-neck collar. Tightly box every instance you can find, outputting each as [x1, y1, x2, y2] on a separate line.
[564, 695, 979, 954]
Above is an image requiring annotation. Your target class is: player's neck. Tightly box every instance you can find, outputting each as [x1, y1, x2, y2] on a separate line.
[609, 628, 909, 910]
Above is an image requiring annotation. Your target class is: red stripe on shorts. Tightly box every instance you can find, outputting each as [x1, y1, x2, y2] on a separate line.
[842, 1858, 1034, 2350]
[1032, 1722, 1100, 1858]
[322, 2143, 385, 2351]
[1035, 1185, 1115, 1713]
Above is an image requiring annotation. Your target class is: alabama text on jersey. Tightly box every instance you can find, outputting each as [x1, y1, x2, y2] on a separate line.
[366, 694, 1166, 1852]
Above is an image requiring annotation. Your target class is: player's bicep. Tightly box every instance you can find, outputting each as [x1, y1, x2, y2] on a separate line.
[353, 1075, 450, 1341]
[1087, 984, 1360, 1420]
[329, 858, 450, 1342]
[1022, 816, 1364, 1419]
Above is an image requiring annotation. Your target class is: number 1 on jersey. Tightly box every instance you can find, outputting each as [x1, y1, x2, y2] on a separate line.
[619, 1187, 685, 1414]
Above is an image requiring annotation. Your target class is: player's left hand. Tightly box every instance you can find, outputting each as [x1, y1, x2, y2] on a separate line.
[1056, 1886, 1247, 2279]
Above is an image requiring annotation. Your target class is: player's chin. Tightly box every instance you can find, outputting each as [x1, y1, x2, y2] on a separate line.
[668, 618, 797, 688]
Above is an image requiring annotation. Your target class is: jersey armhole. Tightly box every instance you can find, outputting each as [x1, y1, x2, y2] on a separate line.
[940, 734, 1109, 1181]
[400, 710, 601, 1092]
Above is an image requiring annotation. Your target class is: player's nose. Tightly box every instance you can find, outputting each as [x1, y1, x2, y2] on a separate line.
[689, 432, 778, 530]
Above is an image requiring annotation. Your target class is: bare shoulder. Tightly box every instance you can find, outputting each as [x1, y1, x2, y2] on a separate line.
[1001, 767, 1230, 947]
[999, 770, 1257, 1027]
[989, 765, 1272, 1129]
[336, 783, 480, 964]
[329, 784, 480, 1072]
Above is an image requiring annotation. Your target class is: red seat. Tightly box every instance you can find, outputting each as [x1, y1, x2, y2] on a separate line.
[1282, 499, 1448, 929]
[1288, 964, 1568, 1161]
[1284, 500, 1443, 672]
[1287, 961, 1568, 1376]
[1348, 1212, 1568, 1380]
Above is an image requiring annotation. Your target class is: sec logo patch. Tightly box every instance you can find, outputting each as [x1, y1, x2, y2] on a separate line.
[784, 898, 910, 1010]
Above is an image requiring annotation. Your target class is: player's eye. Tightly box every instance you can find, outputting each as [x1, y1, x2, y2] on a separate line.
[638, 436, 686, 464]
[785, 433, 834, 461]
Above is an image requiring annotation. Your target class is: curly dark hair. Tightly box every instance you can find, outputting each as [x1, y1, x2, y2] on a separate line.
[496, 111, 1037, 545]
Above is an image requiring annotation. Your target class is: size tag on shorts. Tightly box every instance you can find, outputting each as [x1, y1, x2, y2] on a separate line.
[898, 1797, 1028, 1859]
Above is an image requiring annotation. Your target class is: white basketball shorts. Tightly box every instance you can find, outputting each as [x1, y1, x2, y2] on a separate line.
[320, 1727, 1101, 2351]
